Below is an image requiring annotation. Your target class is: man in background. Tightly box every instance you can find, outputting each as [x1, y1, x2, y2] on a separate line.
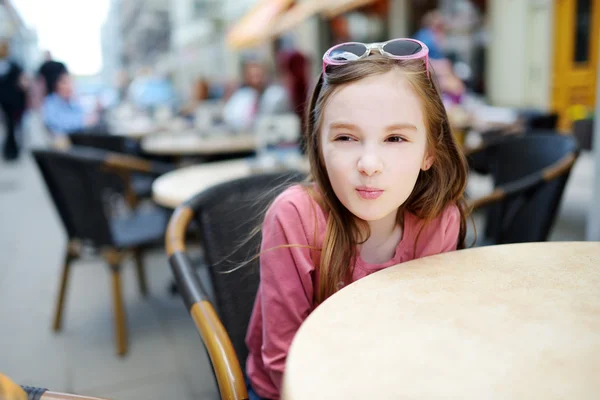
[42, 69, 100, 135]
[0, 39, 28, 161]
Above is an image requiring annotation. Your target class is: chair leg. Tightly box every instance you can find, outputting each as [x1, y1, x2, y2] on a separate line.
[110, 265, 128, 356]
[104, 249, 128, 356]
[52, 243, 78, 332]
[133, 248, 148, 297]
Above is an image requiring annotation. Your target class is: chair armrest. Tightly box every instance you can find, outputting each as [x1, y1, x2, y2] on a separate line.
[0, 374, 110, 400]
[468, 151, 578, 211]
[468, 188, 505, 211]
[22, 386, 110, 400]
[104, 153, 174, 176]
[166, 206, 248, 400]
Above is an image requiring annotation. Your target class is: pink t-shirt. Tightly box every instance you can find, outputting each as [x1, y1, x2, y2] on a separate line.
[245, 185, 460, 399]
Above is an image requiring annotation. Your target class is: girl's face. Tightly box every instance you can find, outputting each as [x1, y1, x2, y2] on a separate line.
[320, 69, 434, 223]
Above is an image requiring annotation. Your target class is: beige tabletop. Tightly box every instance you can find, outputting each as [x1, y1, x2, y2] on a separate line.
[282, 241, 600, 400]
[141, 131, 256, 155]
[109, 119, 161, 139]
[152, 157, 308, 208]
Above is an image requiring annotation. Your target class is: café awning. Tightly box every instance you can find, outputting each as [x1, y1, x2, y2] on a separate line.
[226, 0, 295, 50]
[226, 0, 377, 50]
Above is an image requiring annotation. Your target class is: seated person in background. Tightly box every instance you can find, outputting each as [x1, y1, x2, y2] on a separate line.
[37, 53, 67, 96]
[222, 59, 290, 130]
[42, 69, 100, 135]
[414, 10, 465, 104]
[180, 78, 210, 117]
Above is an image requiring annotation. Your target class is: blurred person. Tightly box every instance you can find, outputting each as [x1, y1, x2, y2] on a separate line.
[276, 49, 310, 149]
[277, 50, 309, 123]
[414, 10, 465, 103]
[127, 70, 177, 113]
[0, 39, 28, 161]
[28, 51, 52, 110]
[180, 78, 210, 117]
[37, 52, 68, 96]
[222, 59, 290, 130]
[414, 10, 447, 60]
[42, 69, 101, 135]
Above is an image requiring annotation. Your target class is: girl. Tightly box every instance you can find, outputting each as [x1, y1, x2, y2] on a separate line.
[245, 38, 469, 400]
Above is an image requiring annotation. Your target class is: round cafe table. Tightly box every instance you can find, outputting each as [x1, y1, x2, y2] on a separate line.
[282, 241, 600, 400]
[152, 157, 309, 208]
[152, 159, 256, 208]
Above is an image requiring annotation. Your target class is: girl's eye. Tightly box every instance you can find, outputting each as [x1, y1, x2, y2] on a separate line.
[386, 136, 405, 143]
[334, 135, 354, 142]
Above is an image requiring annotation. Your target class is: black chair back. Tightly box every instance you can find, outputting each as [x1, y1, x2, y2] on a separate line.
[69, 133, 139, 155]
[468, 134, 578, 244]
[33, 148, 119, 247]
[189, 170, 306, 365]
[527, 112, 559, 130]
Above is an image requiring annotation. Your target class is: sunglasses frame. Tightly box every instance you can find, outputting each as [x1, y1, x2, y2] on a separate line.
[322, 38, 430, 77]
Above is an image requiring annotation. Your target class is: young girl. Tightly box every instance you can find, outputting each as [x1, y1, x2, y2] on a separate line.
[245, 38, 469, 399]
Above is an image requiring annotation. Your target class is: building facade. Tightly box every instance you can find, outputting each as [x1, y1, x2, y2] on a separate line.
[118, 0, 172, 76]
[0, 0, 39, 71]
[101, 0, 123, 87]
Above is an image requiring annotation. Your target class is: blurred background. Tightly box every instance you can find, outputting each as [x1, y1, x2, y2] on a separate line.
[0, 0, 598, 399]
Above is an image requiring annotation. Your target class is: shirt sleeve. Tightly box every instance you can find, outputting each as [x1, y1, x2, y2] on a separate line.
[42, 96, 86, 134]
[439, 203, 460, 252]
[413, 203, 461, 258]
[259, 193, 316, 391]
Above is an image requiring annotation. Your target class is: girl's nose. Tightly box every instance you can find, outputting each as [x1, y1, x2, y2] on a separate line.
[357, 152, 383, 176]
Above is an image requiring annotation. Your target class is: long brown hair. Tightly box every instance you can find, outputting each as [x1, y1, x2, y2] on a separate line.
[303, 55, 470, 304]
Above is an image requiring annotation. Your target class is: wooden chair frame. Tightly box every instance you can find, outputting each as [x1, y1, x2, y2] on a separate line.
[166, 202, 248, 400]
[45, 149, 167, 357]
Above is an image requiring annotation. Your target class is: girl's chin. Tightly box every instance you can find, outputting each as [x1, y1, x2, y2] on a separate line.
[348, 208, 396, 222]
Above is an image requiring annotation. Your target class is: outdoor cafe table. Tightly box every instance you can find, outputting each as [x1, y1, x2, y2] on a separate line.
[152, 157, 309, 208]
[282, 241, 600, 400]
[141, 130, 256, 156]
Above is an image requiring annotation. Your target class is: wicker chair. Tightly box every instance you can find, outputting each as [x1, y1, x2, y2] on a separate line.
[467, 134, 579, 245]
[68, 133, 175, 203]
[33, 146, 170, 356]
[166, 170, 306, 399]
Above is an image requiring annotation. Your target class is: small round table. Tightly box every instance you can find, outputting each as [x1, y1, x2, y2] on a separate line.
[282, 242, 600, 400]
[152, 157, 309, 208]
[152, 159, 255, 208]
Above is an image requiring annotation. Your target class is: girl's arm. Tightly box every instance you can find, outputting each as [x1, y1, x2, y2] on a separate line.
[258, 194, 317, 391]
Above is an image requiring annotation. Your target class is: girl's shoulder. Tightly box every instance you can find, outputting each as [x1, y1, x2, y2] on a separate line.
[437, 203, 460, 226]
[268, 184, 326, 221]
[405, 203, 460, 231]
[265, 184, 328, 243]
[404, 203, 461, 256]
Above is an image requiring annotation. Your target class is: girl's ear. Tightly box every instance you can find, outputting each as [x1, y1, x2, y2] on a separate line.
[421, 150, 435, 171]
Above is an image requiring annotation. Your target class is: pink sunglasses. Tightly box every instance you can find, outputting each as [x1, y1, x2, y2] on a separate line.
[322, 38, 429, 77]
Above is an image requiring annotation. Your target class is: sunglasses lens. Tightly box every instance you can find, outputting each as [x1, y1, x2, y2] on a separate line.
[382, 40, 423, 56]
[328, 43, 368, 62]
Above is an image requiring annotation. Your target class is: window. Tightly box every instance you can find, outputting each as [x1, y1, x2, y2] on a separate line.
[574, 0, 592, 63]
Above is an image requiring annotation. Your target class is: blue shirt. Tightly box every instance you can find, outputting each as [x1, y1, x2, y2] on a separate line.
[42, 93, 86, 135]
[414, 28, 445, 60]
